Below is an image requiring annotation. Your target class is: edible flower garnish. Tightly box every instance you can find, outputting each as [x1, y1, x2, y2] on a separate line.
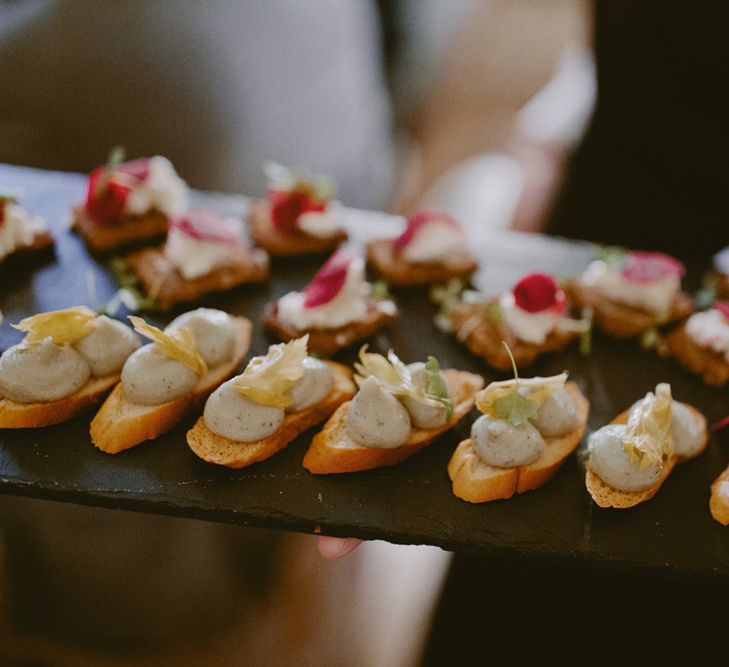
[303, 251, 352, 308]
[353, 345, 453, 418]
[622, 383, 674, 467]
[128, 315, 207, 375]
[13, 306, 97, 346]
[394, 210, 459, 251]
[169, 209, 241, 245]
[714, 301, 729, 322]
[233, 335, 309, 408]
[475, 342, 567, 426]
[513, 272, 567, 314]
[621, 251, 685, 284]
[93, 145, 127, 199]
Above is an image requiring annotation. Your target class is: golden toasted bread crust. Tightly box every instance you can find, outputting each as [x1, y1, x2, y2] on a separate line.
[0, 229, 55, 269]
[125, 245, 269, 311]
[663, 323, 729, 388]
[0, 374, 119, 429]
[262, 298, 397, 356]
[710, 466, 729, 525]
[568, 281, 694, 338]
[365, 239, 478, 287]
[90, 317, 251, 453]
[448, 382, 589, 503]
[71, 206, 168, 254]
[186, 361, 355, 468]
[303, 369, 484, 474]
[248, 200, 347, 257]
[449, 301, 580, 371]
[584, 400, 707, 508]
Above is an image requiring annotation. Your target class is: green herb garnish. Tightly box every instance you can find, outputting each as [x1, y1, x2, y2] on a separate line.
[490, 342, 539, 426]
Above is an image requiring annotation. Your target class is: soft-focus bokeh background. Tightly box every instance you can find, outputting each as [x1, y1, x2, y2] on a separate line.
[0, 1, 593, 664]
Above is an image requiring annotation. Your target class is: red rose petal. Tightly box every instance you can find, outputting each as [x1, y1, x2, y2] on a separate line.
[268, 189, 326, 233]
[169, 209, 240, 244]
[712, 415, 729, 433]
[621, 251, 685, 284]
[303, 251, 353, 308]
[713, 301, 729, 322]
[85, 158, 150, 225]
[394, 210, 460, 250]
[117, 157, 151, 181]
[513, 272, 566, 314]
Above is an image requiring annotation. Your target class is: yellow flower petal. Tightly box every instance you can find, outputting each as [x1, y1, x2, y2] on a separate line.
[128, 315, 207, 375]
[623, 382, 674, 468]
[13, 306, 97, 345]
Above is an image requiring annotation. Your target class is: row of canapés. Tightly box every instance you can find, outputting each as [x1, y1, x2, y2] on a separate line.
[2, 153, 729, 386]
[0, 306, 725, 524]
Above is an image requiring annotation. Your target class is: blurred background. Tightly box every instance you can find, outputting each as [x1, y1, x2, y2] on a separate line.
[3, 0, 698, 664]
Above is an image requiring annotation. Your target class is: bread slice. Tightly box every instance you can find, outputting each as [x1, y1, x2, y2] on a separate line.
[303, 369, 484, 474]
[584, 400, 707, 509]
[248, 200, 347, 257]
[448, 382, 589, 503]
[0, 230, 55, 270]
[449, 301, 580, 371]
[186, 361, 355, 468]
[662, 323, 729, 388]
[71, 206, 168, 255]
[568, 281, 694, 338]
[125, 244, 269, 311]
[365, 239, 478, 287]
[90, 317, 251, 454]
[710, 466, 729, 525]
[262, 298, 397, 356]
[0, 374, 120, 429]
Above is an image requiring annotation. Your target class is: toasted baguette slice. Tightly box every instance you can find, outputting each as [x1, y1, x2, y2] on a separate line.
[0, 229, 55, 270]
[248, 200, 347, 257]
[449, 301, 580, 371]
[262, 298, 397, 356]
[568, 281, 694, 338]
[365, 239, 478, 287]
[71, 206, 168, 255]
[0, 374, 120, 429]
[448, 382, 589, 503]
[90, 317, 251, 454]
[584, 400, 707, 509]
[303, 369, 484, 474]
[710, 466, 729, 526]
[125, 244, 269, 311]
[187, 361, 355, 468]
[662, 323, 729, 388]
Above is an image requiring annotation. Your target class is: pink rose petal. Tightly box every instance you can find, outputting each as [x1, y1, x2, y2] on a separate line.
[621, 251, 685, 284]
[117, 158, 151, 182]
[303, 251, 353, 308]
[394, 210, 460, 250]
[169, 209, 241, 244]
[713, 301, 729, 322]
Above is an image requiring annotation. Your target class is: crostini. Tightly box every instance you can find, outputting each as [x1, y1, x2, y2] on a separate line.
[123, 208, 269, 310]
[90, 308, 250, 453]
[303, 347, 483, 474]
[710, 464, 729, 525]
[187, 335, 356, 468]
[568, 249, 693, 338]
[262, 251, 397, 355]
[366, 210, 478, 286]
[248, 162, 347, 257]
[0, 194, 54, 269]
[584, 383, 708, 509]
[0, 307, 140, 428]
[448, 346, 589, 503]
[71, 149, 189, 254]
[448, 272, 587, 370]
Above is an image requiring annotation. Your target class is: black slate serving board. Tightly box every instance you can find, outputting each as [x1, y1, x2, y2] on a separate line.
[1, 164, 727, 582]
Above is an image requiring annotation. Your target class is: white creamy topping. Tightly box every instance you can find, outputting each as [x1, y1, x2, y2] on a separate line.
[125, 156, 189, 218]
[168, 309, 235, 367]
[587, 423, 662, 491]
[401, 361, 450, 429]
[73, 316, 141, 377]
[714, 246, 729, 275]
[581, 259, 679, 316]
[0, 338, 90, 403]
[685, 309, 729, 361]
[121, 343, 198, 405]
[278, 256, 370, 330]
[346, 376, 411, 448]
[499, 292, 560, 345]
[0, 202, 47, 259]
[297, 203, 342, 238]
[627, 399, 705, 459]
[204, 378, 284, 442]
[401, 221, 468, 263]
[164, 216, 243, 279]
[471, 414, 544, 468]
[530, 386, 578, 437]
[286, 357, 333, 412]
